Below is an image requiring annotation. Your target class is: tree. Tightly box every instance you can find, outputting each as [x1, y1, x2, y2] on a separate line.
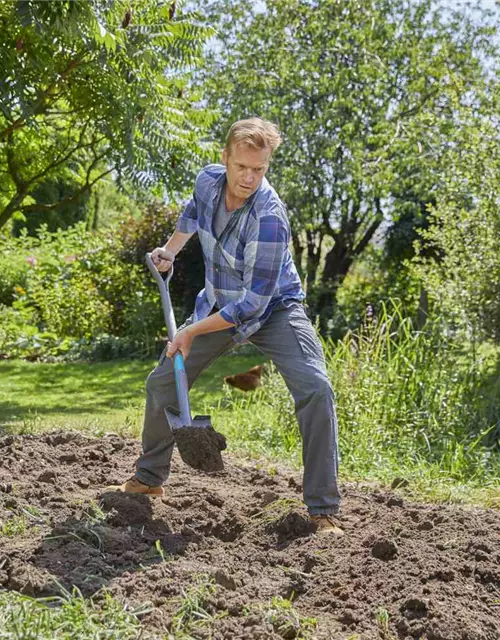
[0, 0, 216, 229]
[202, 0, 498, 324]
[413, 86, 500, 344]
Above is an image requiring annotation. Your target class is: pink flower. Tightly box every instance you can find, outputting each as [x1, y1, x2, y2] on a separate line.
[26, 256, 37, 267]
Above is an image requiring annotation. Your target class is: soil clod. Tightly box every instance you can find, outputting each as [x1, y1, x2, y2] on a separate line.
[173, 426, 226, 472]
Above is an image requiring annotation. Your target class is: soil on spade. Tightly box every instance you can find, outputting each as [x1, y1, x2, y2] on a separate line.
[0, 431, 499, 639]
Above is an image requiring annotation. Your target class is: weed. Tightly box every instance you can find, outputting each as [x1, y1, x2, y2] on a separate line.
[155, 539, 173, 563]
[251, 497, 303, 528]
[0, 586, 153, 638]
[0, 515, 27, 537]
[375, 606, 396, 639]
[82, 500, 107, 526]
[263, 595, 317, 639]
[168, 575, 224, 638]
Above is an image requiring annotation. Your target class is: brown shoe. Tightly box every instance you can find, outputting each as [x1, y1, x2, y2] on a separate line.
[106, 476, 165, 497]
[310, 514, 344, 536]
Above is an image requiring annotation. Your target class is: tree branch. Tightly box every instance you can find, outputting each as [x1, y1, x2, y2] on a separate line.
[21, 165, 115, 215]
[0, 53, 87, 141]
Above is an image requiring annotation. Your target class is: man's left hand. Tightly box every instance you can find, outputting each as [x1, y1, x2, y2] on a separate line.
[166, 327, 195, 360]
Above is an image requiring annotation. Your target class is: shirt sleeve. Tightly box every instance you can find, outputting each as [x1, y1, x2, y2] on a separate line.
[219, 211, 288, 326]
[175, 190, 198, 234]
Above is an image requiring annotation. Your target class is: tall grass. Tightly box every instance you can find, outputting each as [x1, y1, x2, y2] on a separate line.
[217, 302, 500, 502]
[328, 303, 500, 484]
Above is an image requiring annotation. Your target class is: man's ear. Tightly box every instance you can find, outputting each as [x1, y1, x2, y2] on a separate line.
[221, 148, 227, 166]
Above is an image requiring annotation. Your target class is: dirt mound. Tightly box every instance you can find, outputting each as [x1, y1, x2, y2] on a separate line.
[0, 431, 499, 639]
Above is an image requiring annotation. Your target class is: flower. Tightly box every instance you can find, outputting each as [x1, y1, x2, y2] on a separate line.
[26, 256, 37, 267]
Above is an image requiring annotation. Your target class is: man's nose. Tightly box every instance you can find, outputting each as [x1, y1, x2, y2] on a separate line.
[244, 170, 254, 184]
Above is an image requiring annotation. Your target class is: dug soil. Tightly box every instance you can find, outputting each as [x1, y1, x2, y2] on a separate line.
[0, 432, 499, 639]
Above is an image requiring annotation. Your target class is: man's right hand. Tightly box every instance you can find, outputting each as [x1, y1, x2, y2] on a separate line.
[151, 247, 175, 273]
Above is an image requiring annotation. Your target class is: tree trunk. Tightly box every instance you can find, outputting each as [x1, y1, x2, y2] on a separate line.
[0, 192, 27, 229]
[291, 228, 304, 279]
[314, 233, 354, 330]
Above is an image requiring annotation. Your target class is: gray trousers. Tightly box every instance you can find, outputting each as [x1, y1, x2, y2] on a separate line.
[135, 302, 341, 515]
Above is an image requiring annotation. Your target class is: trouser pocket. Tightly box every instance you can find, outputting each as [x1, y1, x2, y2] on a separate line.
[288, 304, 325, 362]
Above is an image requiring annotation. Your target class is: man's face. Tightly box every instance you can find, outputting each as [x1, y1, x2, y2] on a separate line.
[222, 143, 271, 204]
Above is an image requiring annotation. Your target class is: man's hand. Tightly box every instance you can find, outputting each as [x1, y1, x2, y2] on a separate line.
[167, 326, 195, 360]
[151, 247, 175, 273]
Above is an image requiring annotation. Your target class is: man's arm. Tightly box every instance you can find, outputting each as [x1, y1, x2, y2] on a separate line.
[166, 312, 235, 359]
[151, 230, 194, 272]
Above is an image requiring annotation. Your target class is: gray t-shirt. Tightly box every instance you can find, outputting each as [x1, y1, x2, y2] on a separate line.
[213, 187, 244, 239]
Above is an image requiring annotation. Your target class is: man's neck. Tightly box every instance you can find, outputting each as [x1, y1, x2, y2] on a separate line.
[225, 187, 246, 213]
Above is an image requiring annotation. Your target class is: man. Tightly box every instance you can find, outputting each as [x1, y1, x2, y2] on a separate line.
[112, 117, 343, 535]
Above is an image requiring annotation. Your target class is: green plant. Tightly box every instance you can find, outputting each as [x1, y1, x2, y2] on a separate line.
[203, 0, 496, 323]
[251, 498, 303, 529]
[82, 501, 107, 526]
[0, 515, 27, 537]
[155, 539, 173, 564]
[0, 0, 215, 230]
[118, 202, 205, 321]
[0, 587, 152, 639]
[263, 595, 317, 639]
[169, 576, 221, 638]
[328, 301, 500, 480]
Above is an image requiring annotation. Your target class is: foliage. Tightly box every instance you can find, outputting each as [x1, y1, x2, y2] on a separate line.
[413, 94, 500, 343]
[10, 174, 142, 235]
[10, 176, 92, 235]
[118, 200, 205, 321]
[0, 588, 151, 639]
[202, 0, 499, 325]
[0, 0, 217, 230]
[0, 202, 207, 360]
[263, 596, 317, 640]
[169, 576, 220, 638]
[332, 246, 420, 339]
[0, 222, 163, 359]
[328, 302, 500, 477]
[219, 303, 500, 492]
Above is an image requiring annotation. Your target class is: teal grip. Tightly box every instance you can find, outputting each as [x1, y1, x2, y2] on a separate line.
[174, 352, 185, 373]
[173, 351, 191, 426]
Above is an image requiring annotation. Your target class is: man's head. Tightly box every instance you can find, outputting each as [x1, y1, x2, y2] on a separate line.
[222, 117, 282, 206]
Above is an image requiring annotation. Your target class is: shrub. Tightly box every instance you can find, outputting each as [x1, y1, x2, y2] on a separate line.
[118, 201, 205, 321]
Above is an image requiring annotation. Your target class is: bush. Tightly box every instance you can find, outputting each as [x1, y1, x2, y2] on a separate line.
[0, 223, 163, 360]
[0, 201, 209, 361]
[331, 247, 420, 339]
[118, 201, 205, 321]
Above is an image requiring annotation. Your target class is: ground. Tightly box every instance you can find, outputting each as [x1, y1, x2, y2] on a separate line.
[0, 431, 499, 639]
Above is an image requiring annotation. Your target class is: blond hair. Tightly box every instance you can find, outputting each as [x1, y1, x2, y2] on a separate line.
[225, 117, 282, 155]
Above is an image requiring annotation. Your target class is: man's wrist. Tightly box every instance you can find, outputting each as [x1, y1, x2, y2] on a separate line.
[184, 324, 197, 337]
[162, 247, 176, 260]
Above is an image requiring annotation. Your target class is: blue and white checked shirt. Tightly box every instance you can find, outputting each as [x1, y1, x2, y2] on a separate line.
[176, 164, 305, 343]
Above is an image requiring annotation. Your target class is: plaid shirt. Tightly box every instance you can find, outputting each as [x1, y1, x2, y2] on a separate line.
[176, 164, 305, 343]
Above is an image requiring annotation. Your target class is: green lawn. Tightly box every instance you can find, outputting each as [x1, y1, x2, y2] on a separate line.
[0, 350, 266, 437]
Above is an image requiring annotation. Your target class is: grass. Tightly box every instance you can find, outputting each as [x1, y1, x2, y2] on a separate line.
[0, 348, 266, 437]
[262, 595, 317, 640]
[169, 575, 224, 639]
[0, 587, 153, 639]
[0, 515, 27, 537]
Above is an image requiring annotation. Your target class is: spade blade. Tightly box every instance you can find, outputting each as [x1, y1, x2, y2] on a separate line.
[164, 407, 226, 472]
